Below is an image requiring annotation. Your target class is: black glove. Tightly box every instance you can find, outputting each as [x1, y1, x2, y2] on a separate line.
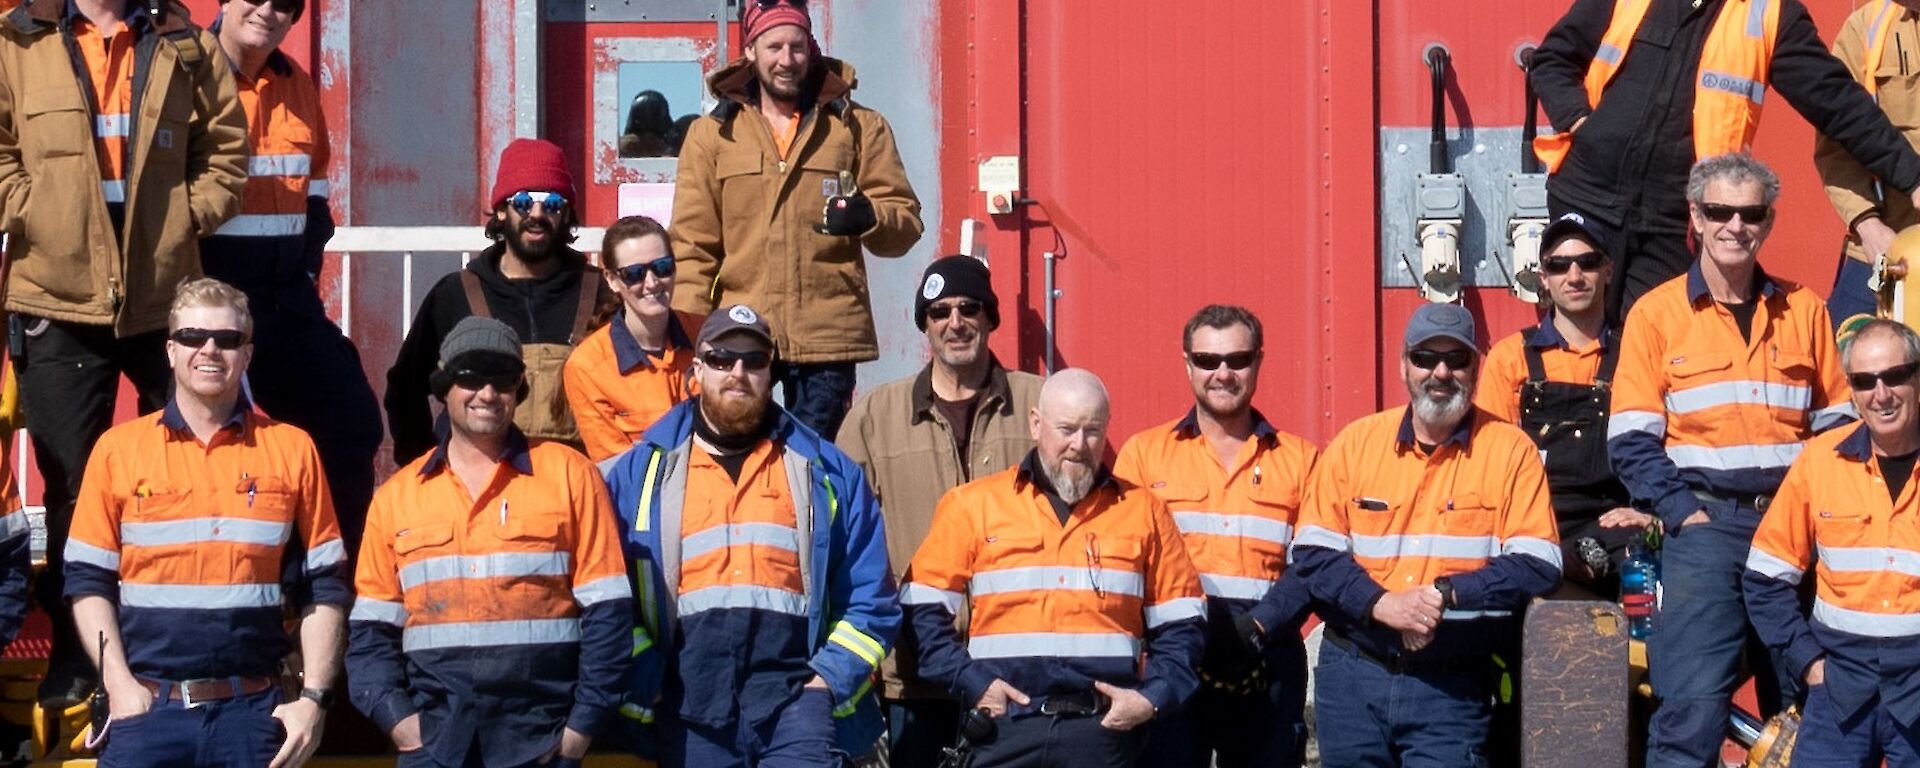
[1232, 613, 1268, 656]
[815, 171, 877, 236]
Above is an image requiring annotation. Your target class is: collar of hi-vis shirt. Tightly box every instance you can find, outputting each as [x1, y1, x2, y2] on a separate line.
[158, 395, 253, 440]
[1172, 406, 1279, 443]
[1526, 311, 1618, 353]
[419, 422, 535, 477]
[1686, 260, 1781, 306]
[1395, 406, 1475, 452]
[611, 308, 693, 373]
[1016, 449, 1117, 522]
[1836, 421, 1910, 462]
[910, 356, 1018, 424]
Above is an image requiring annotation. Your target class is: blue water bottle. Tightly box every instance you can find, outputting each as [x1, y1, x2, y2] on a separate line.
[1620, 542, 1659, 640]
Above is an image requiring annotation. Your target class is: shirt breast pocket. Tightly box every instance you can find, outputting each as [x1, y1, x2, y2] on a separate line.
[1876, 57, 1920, 131]
[1245, 484, 1301, 566]
[1440, 492, 1499, 538]
[1086, 534, 1147, 605]
[231, 477, 296, 577]
[394, 523, 457, 608]
[18, 89, 88, 162]
[1813, 510, 1872, 548]
[121, 486, 191, 578]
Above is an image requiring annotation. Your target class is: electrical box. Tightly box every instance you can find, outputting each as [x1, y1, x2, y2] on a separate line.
[979, 156, 1021, 215]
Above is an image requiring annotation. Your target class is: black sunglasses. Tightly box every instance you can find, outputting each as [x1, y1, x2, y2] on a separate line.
[238, 0, 303, 14]
[450, 369, 524, 394]
[754, 0, 806, 8]
[1407, 348, 1475, 370]
[927, 301, 984, 322]
[615, 256, 676, 286]
[1697, 203, 1770, 224]
[1540, 251, 1609, 275]
[1188, 350, 1259, 371]
[508, 191, 568, 216]
[701, 348, 774, 371]
[1848, 361, 1920, 391]
[171, 328, 249, 350]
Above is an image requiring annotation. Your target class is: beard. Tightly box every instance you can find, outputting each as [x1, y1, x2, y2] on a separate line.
[1042, 456, 1096, 505]
[1409, 378, 1473, 428]
[506, 217, 559, 262]
[702, 386, 769, 435]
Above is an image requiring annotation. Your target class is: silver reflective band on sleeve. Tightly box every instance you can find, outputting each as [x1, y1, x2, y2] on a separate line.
[305, 539, 347, 572]
[680, 522, 801, 562]
[970, 566, 1144, 598]
[1664, 381, 1808, 415]
[122, 517, 291, 548]
[1171, 511, 1293, 546]
[1144, 597, 1206, 628]
[0, 511, 30, 542]
[1665, 443, 1802, 472]
[675, 584, 807, 617]
[1699, 70, 1766, 105]
[402, 618, 583, 651]
[573, 574, 634, 607]
[399, 552, 571, 590]
[1606, 411, 1666, 441]
[1441, 608, 1513, 620]
[1349, 533, 1499, 560]
[1816, 544, 1920, 579]
[102, 180, 125, 204]
[213, 214, 307, 237]
[248, 153, 312, 177]
[1501, 537, 1564, 570]
[349, 597, 408, 626]
[1745, 548, 1805, 585]
[1811, 403, 1859, 432]
[1812, 598, 1920, 638]
[1290, 525, 1352, 553]
[1198, 573, 1275, 601]
[95, 113, 128, 138]
[64, 540, 121, 572]
[120, 582, 282, 609]
[899, 583, 964, 613]
[967, 631, 1142, 659]
[308, 180, 330, 199]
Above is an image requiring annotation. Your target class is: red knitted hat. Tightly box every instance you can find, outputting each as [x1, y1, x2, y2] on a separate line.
[743, 0, 811, 46]
[489, 138, 576, 210]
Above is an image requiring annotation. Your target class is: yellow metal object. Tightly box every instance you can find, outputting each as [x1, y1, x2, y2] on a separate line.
[1745, 707, 1800, 768]
[1888, 226, 1920, 327]
[1629, 638, 1652, 698]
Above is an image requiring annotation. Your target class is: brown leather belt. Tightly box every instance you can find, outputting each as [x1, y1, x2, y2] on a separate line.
[138, 676, 281, 707]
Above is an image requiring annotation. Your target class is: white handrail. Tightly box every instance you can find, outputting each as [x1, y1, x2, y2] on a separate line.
[324, 226, 606, 254]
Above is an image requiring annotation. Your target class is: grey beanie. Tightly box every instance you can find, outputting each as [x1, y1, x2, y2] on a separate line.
[439, 316, 523, 368]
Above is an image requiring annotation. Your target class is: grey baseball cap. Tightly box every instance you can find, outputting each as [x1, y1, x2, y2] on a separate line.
[697, 304, 775, 348]
[1403, 303, 1477, 351]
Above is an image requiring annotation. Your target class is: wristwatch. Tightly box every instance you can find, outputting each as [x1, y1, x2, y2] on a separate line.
[299, 687, 335, 709]
[1431, 577, 1456, 609]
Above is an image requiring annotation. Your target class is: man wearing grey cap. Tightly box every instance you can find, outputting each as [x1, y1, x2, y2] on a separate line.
[1291, 303, 1562, 766]
[601, 304, 899, 767]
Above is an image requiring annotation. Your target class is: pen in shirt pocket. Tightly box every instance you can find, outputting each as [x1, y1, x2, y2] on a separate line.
[500, 500, 509, 526]
[1351, 497, 1389, 511]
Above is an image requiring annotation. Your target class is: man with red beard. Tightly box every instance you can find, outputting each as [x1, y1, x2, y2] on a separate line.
[602, 304, 899, 767]
[385, 138, 616, 463]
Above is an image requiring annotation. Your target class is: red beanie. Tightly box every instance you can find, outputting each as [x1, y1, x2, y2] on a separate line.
[489, 138, 576, 210]
[743, 0, 811, 46]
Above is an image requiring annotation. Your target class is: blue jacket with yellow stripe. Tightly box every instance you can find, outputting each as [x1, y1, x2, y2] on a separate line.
[602, 400, 898, 752]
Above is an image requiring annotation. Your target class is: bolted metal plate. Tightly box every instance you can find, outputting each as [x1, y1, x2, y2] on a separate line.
[1381, 126, 1539, 289]
[547, 0, 728, 23]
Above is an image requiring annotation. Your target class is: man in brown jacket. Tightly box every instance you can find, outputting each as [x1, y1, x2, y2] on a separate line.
[1818, 0, 1920, 325]
[0, 0, 247, 705]
[670, 0, 922, 440]
[836, 255, 1039, 765]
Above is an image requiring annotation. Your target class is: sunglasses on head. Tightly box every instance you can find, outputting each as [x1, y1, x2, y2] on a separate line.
[1697, 202, 1770, 224]
[171, 328, 249, 350]
[1407, 348, 1475, 370]
[450, 369, 524, 394]
[926, 300, 984, 322]
[701, 348, 774, 371]
[1848, 361, 1920, 391]
[1540, 251, 1609, 275]
[508, 191, 568, 216]
[615, 256, 676, 286]
[1188, 350, 1259, 372]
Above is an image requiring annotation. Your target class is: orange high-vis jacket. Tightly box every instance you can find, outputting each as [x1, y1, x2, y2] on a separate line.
[561, 311, 702, 462]
[1533, 0, 1779, 172]
[674, 438, 807, 615]
[220, 51, 329, 237]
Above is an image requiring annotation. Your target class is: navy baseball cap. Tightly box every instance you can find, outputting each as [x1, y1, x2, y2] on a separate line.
[1540, 212, 1608, 258]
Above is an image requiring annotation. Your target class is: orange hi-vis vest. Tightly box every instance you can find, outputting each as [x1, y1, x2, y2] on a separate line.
[676, 440, 808, 617]
[1534, 0, 1780, 172]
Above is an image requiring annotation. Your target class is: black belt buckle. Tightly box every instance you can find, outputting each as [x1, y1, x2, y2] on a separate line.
[1037, 691, 1107, 717]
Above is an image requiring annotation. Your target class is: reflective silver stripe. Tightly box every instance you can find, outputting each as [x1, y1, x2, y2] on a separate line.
[1746, 548, 1805, 585]
[1816, 544, 1920, 579]
[676, 584, 807, 617]
[899, 583, 964, 613]
[1699, 70, 1766, 105]
[95, 113, 128, 138]
[1145, 596, 1206, 628]
[967, 632, 1141, 659]
[121, 582, 281, 609]
[1666, 442, 1802, 472]
[1810, 403, 1859, 432]
[1442, 608, 1513, 620]
[399, 552, 571, 590]
[102, 180, 126, 203]
[681, 522, 800, 562]
[213, 214, 307, 237]
[1812, 598, 1920, 637]
[308, 180, 330, 198]
[1746, 0, 1772, 38]
[122, 517, 290, 548]
[971, 566, 1145, 598]
[572, 574, 633, 607]
[1502, 537, 1565, 570]
[1350, 533, 1499, 560]
[1291, 525, 1352, 553]
[1665, 381, 1809, 415]
[1171, 511, 1293, 546]
[305, 539, 346, 572]
[248, 153, 312, 177]
[1608, 411, 1667, 440]
[1595, 43, 1624, 65]
[349, 598, 408, 626]
[402, 618, 582, 651]
[1199, 573, 1273, 601]
[0, 512, 30, 542]
[65, 540, 121, 572]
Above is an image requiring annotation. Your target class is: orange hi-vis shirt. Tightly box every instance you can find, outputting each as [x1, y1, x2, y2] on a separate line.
[1114, 410, 1318, 606]
[1606, 266, 1853, 528]
[64, 403, 349, 680]
[1475, 321, 1613, 425]
[221, 51, 329, 237]
[562, 310, 701, 462]
[73, 14, 135, 208]
[676, 439, 806, 614]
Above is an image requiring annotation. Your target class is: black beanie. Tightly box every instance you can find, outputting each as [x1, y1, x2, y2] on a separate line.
[914, 255, 999, 330]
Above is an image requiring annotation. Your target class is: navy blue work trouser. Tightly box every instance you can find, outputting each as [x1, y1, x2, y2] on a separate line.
[1141, 632, 1308, 767]
[662, 687, 840, 768]
[967, 711, 1143, 768]
[771, 361, 856, 442]
[1645, 511, 1795, 768]
[1313, 636, 1494, 768]
[1794, 682, 1920, 768]
[1829, 254, 1878, 331]
[886, 697, 962, 768]
[99, 686, 283, 768]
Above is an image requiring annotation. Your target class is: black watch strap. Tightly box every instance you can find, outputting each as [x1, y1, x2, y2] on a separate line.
[1433, 577, 1456, 609]
[299, 687, 335, 708]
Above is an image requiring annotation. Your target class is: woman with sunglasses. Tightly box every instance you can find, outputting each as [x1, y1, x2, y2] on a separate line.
[563, 216, 705, 462]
